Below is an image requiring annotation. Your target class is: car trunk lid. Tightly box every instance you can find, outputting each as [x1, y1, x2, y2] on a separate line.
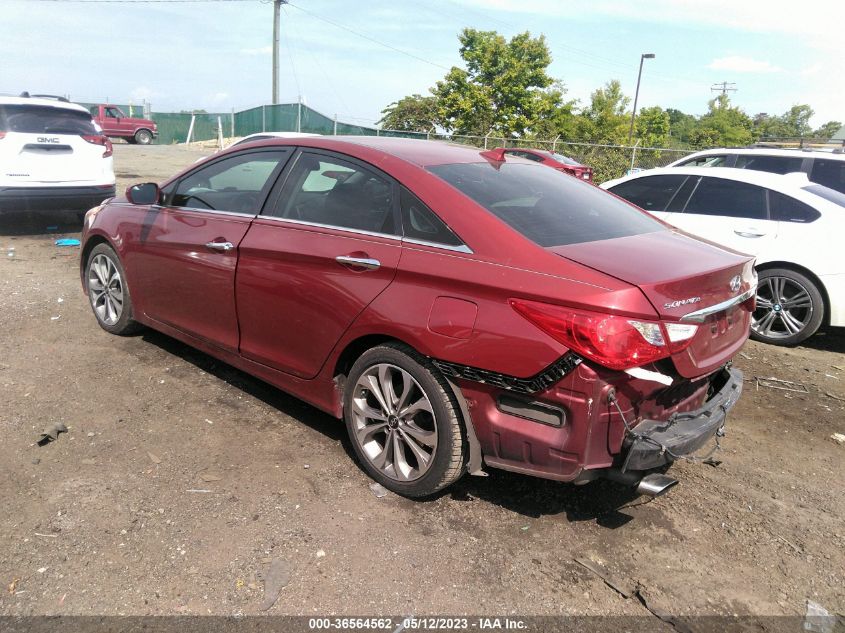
[549, 229, 755, 378]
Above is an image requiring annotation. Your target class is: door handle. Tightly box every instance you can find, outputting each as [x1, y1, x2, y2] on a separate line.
[335, 255, 380, 270]
[733, 230, 766, 238]
[205, 241, 234, 252]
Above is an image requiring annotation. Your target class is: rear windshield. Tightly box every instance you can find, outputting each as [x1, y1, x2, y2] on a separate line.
[428, 162, 663, 247]
[0, 104, 97, 135]
[550, 152, 581, 166]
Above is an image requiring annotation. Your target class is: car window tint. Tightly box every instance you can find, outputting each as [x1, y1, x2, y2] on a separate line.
[271, 152, 397, 235]
[803, 184, 845, 207]
[170, 150, 288, 212]
[551, 153, 581, 166]
[665, 175, 700, 212]
[769, 191, 820, 223]
[0, 105, 97, 135]
[400, 187, 463, 247]
[608, 174, 689, 212]
[735, 155, 804, 174]
[811, 158, 845, 194]
[678, 154, 728, 167]
[684, 177, 767, 220]
[105, 107, 122, 118]
[429, 162, 664, 247]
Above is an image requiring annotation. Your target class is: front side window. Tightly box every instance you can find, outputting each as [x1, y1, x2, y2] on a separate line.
[270, 152, 397, 235]
[170, 150, 289, 212]
[429, 162, 664, 247]
[104, 107, 123, 118]
[735, 155, 804, 175]
[811, 159, 845, 194]
[683, 177, 767, 220]
[608, 174, 689, 212]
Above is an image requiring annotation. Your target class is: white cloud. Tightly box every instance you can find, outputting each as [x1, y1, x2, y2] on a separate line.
[707, 56, 782, 73]
[241, 45, 272, 56]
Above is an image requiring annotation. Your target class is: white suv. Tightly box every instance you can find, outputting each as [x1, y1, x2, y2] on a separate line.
[667, 147, 845, 194]
[0, 94, 116, 217]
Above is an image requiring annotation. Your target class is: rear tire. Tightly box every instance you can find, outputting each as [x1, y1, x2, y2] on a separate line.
[134, 129, 153, 145]
[85, 243, 142, 336]
[750, 268, 823, 346]
[343, 343, 466, 497]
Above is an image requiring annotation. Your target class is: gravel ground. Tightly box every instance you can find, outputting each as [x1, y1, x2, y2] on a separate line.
[0, 144, 843, 619]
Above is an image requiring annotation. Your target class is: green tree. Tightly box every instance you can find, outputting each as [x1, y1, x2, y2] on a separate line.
[433, 28, 557, 137]
[696, 95, 754, 146]
[666, 108, 698, 145]
[576, 80, 630, 144]
[378, 94, 439, 133]
[635, 106, 670, 148]
[813, 120, 842, 141]
[780, 104, 814, 138]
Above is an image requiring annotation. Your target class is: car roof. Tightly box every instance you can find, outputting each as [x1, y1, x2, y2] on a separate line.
[605, 166, 813, 191]
[680, 147, 842, 159]
[239, 135, 512, 168]
[0, 95, 90, 114]
[242, 131, 321, 139]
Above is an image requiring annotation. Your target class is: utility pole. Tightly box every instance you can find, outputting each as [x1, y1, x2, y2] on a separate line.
[272, 0, 288, 105]
[628, 53, 655, 144]
[710, 81, 737, 102]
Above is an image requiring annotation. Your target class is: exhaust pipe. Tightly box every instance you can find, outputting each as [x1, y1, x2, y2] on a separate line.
[600, 469, 679, 497]
[635, 473, 678, 497]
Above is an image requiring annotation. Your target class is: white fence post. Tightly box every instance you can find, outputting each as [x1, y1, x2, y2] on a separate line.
[217, 116, 224, 150]
[185, 114, 196, 144]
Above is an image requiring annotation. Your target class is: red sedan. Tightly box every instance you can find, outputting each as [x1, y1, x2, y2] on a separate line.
[501, 147, 594, 181]
[80, 137, 754, 498]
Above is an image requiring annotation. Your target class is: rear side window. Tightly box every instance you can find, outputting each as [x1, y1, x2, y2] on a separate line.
[735, 155, 804, 175]
[0, 105, 97, 135]
[678, 154, 728, 167]
[400, 187, 463, 247]
[683, 177, 768, 220]
[769, 191, 820, 223]
[803, 184, 845, 207]
[428, 162, 664, 247]
[811, 159, 845, 194]
[608, 175, 688, 211]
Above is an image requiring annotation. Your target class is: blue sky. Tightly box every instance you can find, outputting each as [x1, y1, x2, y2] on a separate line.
[2, 0, 842, 129]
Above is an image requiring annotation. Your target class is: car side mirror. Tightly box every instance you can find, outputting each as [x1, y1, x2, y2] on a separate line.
[126, 182, 160, 205]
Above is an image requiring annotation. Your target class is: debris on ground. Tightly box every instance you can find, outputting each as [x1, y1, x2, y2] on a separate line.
[316, 549, 326, 558]
[804, 600, 837, 633]
[830, 433, 845, 446]
[824, 392, 845, 402]
[369, 482, 388, 498]
[259, 557, 292, 611]
[147, 451, 162, 464]
[54, 239, 81, 247]
[37, 422, 68, 446]
[755, 377, 809, 393]
[199, 472, 223, 482]
[8, 578, 19, 594]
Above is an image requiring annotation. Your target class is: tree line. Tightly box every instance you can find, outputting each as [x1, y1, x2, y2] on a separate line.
[379, 29, 841, 150]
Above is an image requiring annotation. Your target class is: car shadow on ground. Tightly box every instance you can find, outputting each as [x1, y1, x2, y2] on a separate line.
[139, 329, 647, 527]
[799, 326, 845, 353]
[0, 210, 83, 237]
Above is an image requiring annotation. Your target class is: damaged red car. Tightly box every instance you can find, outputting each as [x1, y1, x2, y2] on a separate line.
[79, 137, 755, 498]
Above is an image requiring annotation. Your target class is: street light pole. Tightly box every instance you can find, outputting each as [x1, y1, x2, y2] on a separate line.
[272, 0, 286, 105]
[628, 53, 655, 144]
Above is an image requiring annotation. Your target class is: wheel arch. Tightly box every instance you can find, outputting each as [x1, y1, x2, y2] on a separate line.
[756, 260, 831, 326]
[80, 234, 114, 291]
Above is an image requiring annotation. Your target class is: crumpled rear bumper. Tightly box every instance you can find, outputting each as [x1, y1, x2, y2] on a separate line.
[621, 367, 743, 471]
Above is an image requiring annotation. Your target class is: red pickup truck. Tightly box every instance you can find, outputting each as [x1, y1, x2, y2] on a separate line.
[89, 104, 157, 145]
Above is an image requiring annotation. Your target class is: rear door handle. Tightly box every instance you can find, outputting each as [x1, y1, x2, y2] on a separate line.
[335, 255, 380, 270]
[205, 241, 234, 252]
[733, 230, 766, 238]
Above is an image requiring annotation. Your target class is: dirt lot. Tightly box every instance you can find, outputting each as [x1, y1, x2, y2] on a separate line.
[1, 144, 843, 620]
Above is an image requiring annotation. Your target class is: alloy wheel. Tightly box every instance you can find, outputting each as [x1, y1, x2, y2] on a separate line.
[88, 253, 124, 326]
[350, 363, 438, 482]
[752, 275, 813, 340]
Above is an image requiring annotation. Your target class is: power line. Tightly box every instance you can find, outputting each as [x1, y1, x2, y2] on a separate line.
[285, 2, 451, 71]
[711, 81, 738, 97]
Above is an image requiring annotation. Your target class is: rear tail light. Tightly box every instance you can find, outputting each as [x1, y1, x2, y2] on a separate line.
[0, 131, 6, 140]
[510, 299, 698, 371]
[81, 134, 113, 158]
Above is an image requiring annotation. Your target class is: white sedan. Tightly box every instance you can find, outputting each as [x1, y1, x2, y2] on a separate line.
[602, 167, 845, 346]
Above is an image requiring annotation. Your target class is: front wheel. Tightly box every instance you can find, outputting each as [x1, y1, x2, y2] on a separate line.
[85, 243, 142, 335]
[134, 129, 153, 145]
[343, 344, 466, 497]
[750, 268, 823, 346]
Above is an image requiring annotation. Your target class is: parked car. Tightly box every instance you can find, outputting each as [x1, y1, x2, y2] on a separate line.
[602, 167, 844, 346]
[228, 131, 320, 149]
[500, 147, 593, 181]
[89, 103, 157, 145]
[80, 137, 754, 498]
[0, 94, 115, 216]
[667, 147, 845, 194]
